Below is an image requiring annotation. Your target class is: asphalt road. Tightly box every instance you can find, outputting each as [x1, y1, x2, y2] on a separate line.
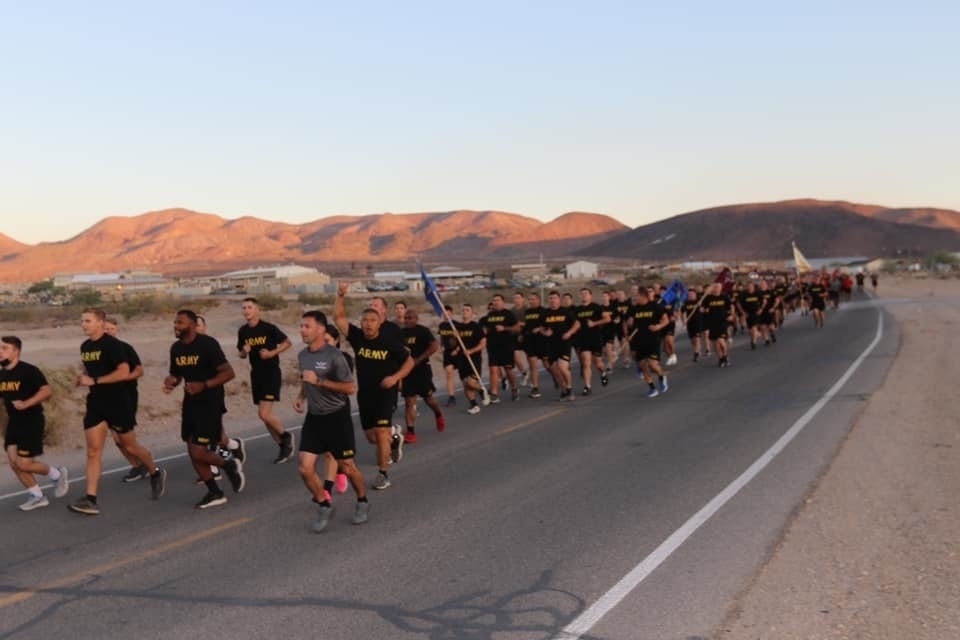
[0, 293, 898, 640]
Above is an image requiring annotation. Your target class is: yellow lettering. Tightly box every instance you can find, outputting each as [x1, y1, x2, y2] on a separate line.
[81, 350, 101, 362]
[174, 355, 201, 367]
[0, 381, 21, 392]
[357, 347, 389, 361]
[244, 336, 268, 347]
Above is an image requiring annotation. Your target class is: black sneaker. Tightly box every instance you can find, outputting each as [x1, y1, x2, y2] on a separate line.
[390, 431, 403, 464]
[68, 497, 100, 515]
[511, 388, 519, 401]
[528, 387, 541, 399]
[122, 465, 148, 483]
[150, 467, 167, 500]
[223, 458, 246, 493]
[600, 373, 609, 387]
[750, 341, 756, 350]
[582, 386, 592, 396]
[233, 438, 246, 463]
[693, 352, 700, 362]
[771, 333, 777, 343]
[195, 490, 227, 509]
[274, 432, 294, 464]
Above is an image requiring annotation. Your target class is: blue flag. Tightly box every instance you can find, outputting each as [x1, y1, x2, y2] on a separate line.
[660, 279, 688, 307]
[420, 264, 444, 318]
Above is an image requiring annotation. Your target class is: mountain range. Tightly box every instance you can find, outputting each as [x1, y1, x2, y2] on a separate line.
[1, 199, 958, 283]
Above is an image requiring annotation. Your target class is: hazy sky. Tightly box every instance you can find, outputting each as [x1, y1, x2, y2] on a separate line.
[1, 1, 957, 244]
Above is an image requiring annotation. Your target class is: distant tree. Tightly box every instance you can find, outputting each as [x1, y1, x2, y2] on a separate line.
[70, 289, 102, 306]
[27, 279, 55, 294]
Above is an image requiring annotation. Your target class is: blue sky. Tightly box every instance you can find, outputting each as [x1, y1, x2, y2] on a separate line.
[1, 1, 957, 243]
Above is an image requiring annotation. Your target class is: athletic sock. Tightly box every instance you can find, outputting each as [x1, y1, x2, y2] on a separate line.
[357, 496, 368, 503]
[47, 467, 61, 481]
[86, 494, 98, 504]
[27, 485, 43, 498]
[323, 479, 335, 493]
[204, 480, 219, 493]
[407, 426, 416, 433]
[379, 469, 388, 477]
[648, 382, 656, 391]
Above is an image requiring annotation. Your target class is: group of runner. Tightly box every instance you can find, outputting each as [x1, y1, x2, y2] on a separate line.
[1, 270, 861, 533]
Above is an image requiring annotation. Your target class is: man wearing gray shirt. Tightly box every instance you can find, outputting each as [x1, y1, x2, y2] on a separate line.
[295, 310, 369, 532]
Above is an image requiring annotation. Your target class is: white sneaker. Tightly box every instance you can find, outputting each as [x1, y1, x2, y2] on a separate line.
[19, 494, 49, 511]
[666, 354, 678, 366]
[521, 372, 530, 387]
[54, 466, 69, 498]
[467, 405, 481, 415]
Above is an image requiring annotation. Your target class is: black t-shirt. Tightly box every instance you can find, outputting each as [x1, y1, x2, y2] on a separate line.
[682, 299, 703, 326]
[483, 308, 518, 348]
[614, 299, 631, 332]
[118, 339, 142, 399]
[856, 273, 865, 284]
[808, 283, 826, 299]
[760, 291, 774, 313]
[522, 306, 545, 339]
[542, 306, 577, 340]
[170, 334, 229, 409]
[402, 324, 436, 374]
[437, 320, 458, 353]
[738, 291, 762, 316]
[81, 334, 129, 401]
[701, 294, 732, 323]
[627, 302, 666, 344]
[380, 320, 404, 345]
[346, 324, 410, 391]
[0, 361, 47, 422]
[576, 302, 604, 339]
[237, 320, 288, 371]
[456, 320, 483, 352]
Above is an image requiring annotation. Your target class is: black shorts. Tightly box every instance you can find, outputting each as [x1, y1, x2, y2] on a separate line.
[487, 344, 515, 368]
[746, 314, 760, 328]
[602, 325, 617, 344]
[545, 338, 572, 363]
[457, 354, 483, 381]
[442, 350, 457, 369]
[631, 338, 661, 362]
[250, 366, 282, 404]
[686, 320, 703, 338]
[577, 333, 604, 356]
[84, 393, 136, 433]
[522, 335, 545, 358]
[760, 311, 774, 325]
[707, 323, 727, 342]
[181, 400, 224, 446]
[4, 417, 44, 457]
[357, 388, 395, 430]
[660, 322, 676, 338]
[810, 298, 826, 311]
[300, 405, 356, 460]
[402, 367, 436, 399]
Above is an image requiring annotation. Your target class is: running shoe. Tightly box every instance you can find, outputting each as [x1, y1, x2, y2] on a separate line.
[489, 394, 501, 404]
[659, 377, 669, 393]
[666, 354, 678, 366]
[435, 414, 446, 432]
[565, 389, 575, 402]
[605, 367, 613, 375]
[750, 341, 756, 350]
[122, 465, 149, 483]
[335, 473, 348, 494]
[771, 333, 777, 343]
[390, 432, 403, 463]
[481, 389, 491, 406]
[223, 458, 246, 493]
[511, 388, 519, 402]
[324, 490, 332, 502]
[150, 467, 167, 500]
[195, 491, 227, 509]
[693, 352, 700, 363]
[68, 497, 100, 515]
[19, 494, 49, 511]
[352, 501, 370, 525]
[521, 371, 530, 387]
[467, 405, 481, 415]
[403, 431, 419, 444]
[233, 438, 246, 463]
[54, 466, 69, 498]
[312, 503, 334, 533]
[274, 432, 295, 464]
[446, 396, 456, 407]
[373, 472, 391, 490]
[600, 373, 609, 387]
[582, 386, 592, 396]
[528, 387, 542, 399]
[646, 388, 660, 399]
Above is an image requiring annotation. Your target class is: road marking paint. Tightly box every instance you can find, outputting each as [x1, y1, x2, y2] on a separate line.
[494, 408, 566, 437]
[0, 517, 251, 608]
[553, 310, 885, 639]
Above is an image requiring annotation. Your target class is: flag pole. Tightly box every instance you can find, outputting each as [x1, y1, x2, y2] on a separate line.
[426, 286, 491, 405]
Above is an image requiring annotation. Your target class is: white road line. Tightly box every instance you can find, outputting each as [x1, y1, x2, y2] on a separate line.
[553, 309, 885, 639]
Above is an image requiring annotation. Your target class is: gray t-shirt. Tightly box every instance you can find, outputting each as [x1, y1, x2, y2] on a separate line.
[298, 344, 354, 415]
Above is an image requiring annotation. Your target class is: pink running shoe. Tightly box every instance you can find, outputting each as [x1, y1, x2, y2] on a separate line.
[335, 473, 348, 494]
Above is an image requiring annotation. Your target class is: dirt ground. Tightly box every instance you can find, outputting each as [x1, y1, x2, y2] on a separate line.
[718, 276, 960, 639]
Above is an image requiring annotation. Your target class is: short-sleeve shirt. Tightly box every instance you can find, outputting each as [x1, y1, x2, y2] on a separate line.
[438, 320, 458, 353]
[170, 334, 229, 409]
[627, 302, 666, 344]
[402, 324, 436, 374]
[738, 291, 762, 316]
[542, 306, 577, 339]
[701, 294, 732, 323]
[346, 324, 410, 392]
[298, 344, 354, 415]
[237, 320, 288, 371]
[81, 334, 130, 401]
[0, 361, 47, 423]
[483, 308, 518, 348]
[522, 306, 545, 339]
[117, 339, 142, 399]
[456, 320, 483, 352]
[575, 302, 605, 339]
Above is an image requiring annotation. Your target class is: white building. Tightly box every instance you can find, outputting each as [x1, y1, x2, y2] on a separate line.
[207, 264, 331, 294]
[564, 261, 598, 280]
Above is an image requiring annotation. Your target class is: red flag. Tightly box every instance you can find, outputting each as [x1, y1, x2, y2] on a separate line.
[715, 267, 735, 294]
